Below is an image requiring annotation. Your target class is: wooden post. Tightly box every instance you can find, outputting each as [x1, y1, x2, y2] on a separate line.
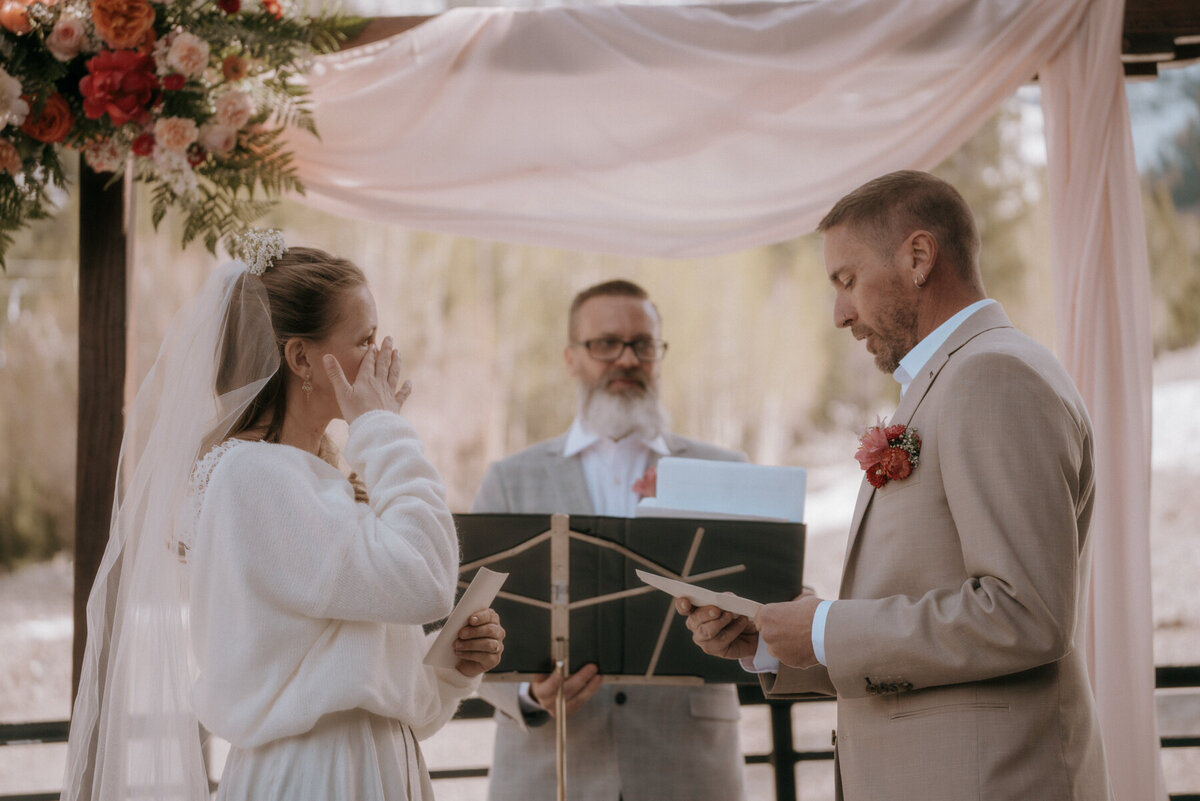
[72, 166, 130, 699]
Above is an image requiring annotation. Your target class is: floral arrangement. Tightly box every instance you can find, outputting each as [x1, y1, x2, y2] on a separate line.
[855, 422, 921, 489]
[0, 0, 360, 265]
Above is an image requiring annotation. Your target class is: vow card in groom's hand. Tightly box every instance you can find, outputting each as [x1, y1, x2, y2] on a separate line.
[635, 569, 762, 618]
[424, 567, 509, 669]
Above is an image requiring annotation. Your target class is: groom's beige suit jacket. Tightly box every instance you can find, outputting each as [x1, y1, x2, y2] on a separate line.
[764, 304, 1113, 801]
[472, 432, 747, 801]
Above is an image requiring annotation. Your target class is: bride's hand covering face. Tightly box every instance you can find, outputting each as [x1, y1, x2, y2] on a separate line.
[323, 332, 413, 424]
[452, 608, 506, 677]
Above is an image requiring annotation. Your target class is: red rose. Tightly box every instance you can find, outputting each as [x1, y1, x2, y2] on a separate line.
[217, 0, 239, 13]
[79, 50, 160, 126]
[162, 74, 185, 91]
[186, 142, 206, 166]
[20, 93, 74, 143]
[879, 448, 912, 481]
[131, 132, 154, 156]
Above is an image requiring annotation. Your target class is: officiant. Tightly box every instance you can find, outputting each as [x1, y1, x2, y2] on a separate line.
[472, 279, 748, 801]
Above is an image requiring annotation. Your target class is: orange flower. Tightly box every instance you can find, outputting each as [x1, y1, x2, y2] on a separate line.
[20, 93, 74, 144]
[0, 139, 21, 175]
[0, 0, 33, 34]
[92, 0, 157, 50]
[221, 54, 249, 82]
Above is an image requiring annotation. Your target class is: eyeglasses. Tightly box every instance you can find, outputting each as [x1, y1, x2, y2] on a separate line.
[572, 337, 668, 362]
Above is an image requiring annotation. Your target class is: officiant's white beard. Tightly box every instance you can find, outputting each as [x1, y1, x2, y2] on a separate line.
[577, 373, 669, 442]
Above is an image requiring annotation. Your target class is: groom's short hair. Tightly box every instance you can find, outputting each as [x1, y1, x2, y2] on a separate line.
[818, 170, 981, 282]
[568, 279, 659, 341]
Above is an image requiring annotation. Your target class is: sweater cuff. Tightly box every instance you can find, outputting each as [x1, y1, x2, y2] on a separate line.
[435, 666, 483, 696]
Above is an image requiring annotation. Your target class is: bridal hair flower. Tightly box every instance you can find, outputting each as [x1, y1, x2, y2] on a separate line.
[233, 229, 287, 276]
[855, 422, 921, 489]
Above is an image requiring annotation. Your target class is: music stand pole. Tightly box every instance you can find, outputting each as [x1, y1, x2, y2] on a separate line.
[550, 514, 570, 801]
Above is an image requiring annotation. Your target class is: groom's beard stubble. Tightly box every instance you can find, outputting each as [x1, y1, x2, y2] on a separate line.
[578, 367, 668, 442]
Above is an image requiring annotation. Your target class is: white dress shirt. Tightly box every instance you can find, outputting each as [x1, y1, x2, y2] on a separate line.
[752, 299, 997, 672]
[562, 418, 671, 518]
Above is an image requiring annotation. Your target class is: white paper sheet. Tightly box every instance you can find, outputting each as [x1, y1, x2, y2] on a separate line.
[424, 567, 509, 669]
[634, 569, 761, 618]
[635, 457, 806, 523]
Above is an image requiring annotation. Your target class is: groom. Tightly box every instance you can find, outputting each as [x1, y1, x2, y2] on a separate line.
[680, 171, 1113, 800]
[472, 279, 747, 801]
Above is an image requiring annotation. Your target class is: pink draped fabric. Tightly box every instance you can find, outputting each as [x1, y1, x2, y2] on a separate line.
[1040, 1, 1166, 799]
[289, 0, 1165, 796]
[287, 0, 1085, 257]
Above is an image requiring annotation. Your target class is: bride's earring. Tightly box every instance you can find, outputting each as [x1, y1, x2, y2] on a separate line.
[302, 374, 313, 401]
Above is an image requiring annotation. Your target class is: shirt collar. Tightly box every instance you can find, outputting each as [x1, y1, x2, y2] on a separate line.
[893, 298, 996, 395]
[563, 418, 670, 457]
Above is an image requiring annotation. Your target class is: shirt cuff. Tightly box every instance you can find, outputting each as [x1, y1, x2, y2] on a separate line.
[517, 681, 542, 713]
[812, 599, 833, 666]
[740, 637, 779, 674]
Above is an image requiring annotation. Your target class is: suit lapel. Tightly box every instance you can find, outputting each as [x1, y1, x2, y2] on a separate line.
[838, 304, 1014, 586]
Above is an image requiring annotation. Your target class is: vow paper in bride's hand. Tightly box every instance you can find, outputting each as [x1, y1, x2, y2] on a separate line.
[635, 569, 762, 618]
[424, 567, 509, 669]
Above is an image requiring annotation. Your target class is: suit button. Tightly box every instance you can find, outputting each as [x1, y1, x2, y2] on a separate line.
[614, 691, 627, 705]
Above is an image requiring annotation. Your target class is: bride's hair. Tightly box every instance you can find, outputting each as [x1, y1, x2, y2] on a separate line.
[221, 246, 366, 451]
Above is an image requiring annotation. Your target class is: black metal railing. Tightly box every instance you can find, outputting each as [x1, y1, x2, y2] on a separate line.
[4, 665, 1199, 801]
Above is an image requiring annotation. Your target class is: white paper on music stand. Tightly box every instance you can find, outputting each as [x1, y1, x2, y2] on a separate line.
[424, 567, 509, 669]
[634, 457, 806, 522]
[635, 569, 762, 618]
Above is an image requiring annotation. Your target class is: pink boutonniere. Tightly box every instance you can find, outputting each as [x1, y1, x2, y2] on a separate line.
[632, 465, 657, 498]
[855, 422, 921, 489]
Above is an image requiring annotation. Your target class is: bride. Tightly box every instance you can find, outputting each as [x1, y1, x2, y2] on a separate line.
[63, 238, 504, 800]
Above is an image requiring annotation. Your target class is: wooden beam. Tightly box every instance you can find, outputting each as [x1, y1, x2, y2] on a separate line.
[343, 16, 433, 49]
[72, 167, 128, 699]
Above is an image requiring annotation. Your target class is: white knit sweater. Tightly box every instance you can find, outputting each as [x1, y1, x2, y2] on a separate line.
[188, 410, 478, 749]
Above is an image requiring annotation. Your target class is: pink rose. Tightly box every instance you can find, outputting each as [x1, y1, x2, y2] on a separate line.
[154, 116, 198, 153]
[198, 122, 235, 156]
[82, 138, 125, 173]
[854, 426, 890, 470]
[0, 138, 21, 175]
[166, 31, 209, 77]
[46, 15, 85, 61]
[214, 90, 253, 129]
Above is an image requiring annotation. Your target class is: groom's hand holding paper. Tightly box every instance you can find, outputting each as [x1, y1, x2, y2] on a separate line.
[635, 568, 762, 617]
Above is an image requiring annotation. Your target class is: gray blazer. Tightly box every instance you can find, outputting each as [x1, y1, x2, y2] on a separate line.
[473, 431, 748, 801]
[763, 304, 1113, 801]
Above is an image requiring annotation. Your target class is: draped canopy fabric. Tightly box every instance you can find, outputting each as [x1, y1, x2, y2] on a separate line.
[288, 0, 1164, 797]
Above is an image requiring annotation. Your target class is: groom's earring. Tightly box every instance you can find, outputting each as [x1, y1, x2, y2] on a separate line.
[302, 374, 313, 401]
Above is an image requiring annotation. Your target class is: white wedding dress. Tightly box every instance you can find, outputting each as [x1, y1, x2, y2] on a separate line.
[183, 410, 478, 801]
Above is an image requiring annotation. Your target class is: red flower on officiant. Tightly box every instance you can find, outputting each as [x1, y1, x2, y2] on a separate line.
[633, 465, 657, 498]
[80, 50, 159, 126]
[855, 422, 920, 489]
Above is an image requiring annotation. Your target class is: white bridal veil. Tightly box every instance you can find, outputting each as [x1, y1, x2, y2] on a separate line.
[64, 261, 280, 801]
